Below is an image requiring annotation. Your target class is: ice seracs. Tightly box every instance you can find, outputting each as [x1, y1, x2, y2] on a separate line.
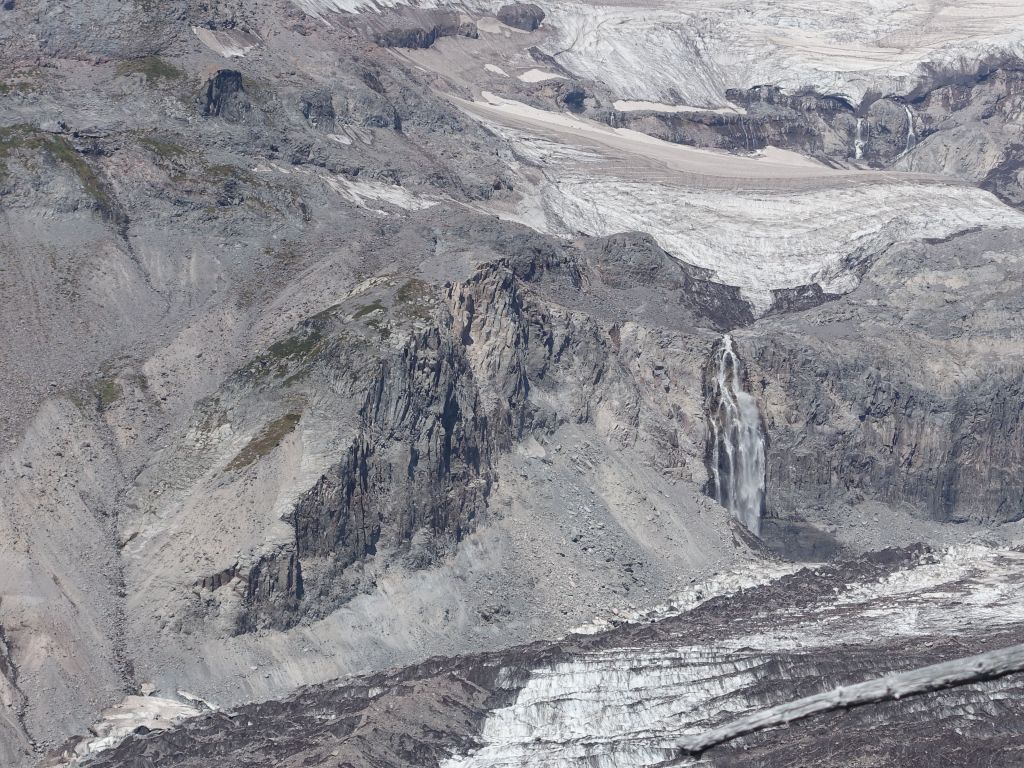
[441, 547, 1024, 768]
[537, 0, 1024, 107]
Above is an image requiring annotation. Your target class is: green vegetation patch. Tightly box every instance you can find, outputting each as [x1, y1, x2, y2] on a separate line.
[353, 300, 385, 320]
[138, 134, 190, 161]
[225, 412, 302, 471]
[115, 56, 187, 84]
[239, 325, 327, 383]
[394, 279, 435, 322]
[96, 378, 123, 411]
[0, 125, 114, 211]
[267, 328, 324, 361]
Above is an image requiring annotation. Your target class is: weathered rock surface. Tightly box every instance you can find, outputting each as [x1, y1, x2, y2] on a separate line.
[201, 70, 250, 122]
[742, 227, 1024, 535]
[3, 1, 1024, 765]
[497, 3, 546, 32]
[359, 9, 477, 49]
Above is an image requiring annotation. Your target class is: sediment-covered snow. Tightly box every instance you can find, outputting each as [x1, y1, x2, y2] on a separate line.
[255, 163, 435, 211]
[570, 560, 800, 635]
[192, 27, 259, 58]
[465, 92, 832, 177]
[613, 100, 746, 115]
[458, 93, 1024, 309]
[518, 69, 566, 82]
[59, 696, 202, 764]
[290, 0, 437, 18]
[323, 175, 437, 210]
[443, 547, 1024, 768]
[543, 173, 1024, 310]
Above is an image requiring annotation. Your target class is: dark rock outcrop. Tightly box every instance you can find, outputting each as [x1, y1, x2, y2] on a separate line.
[232, 234, 755, 631]
[604, 63, 1024, 193]
[201, 70, 249, 122]
[288, 324, 505, 626]
[767, 283, 841, 315]
[0, 626, 29, 767]
[758, 345, 1024, 524]
[236, 273, 532, 631]
[745, 229, 1024, 525]
[237, 549, 304, 633]
[363, 10, 476, 49]
[608, 86, 858, 159]
[300, 90, 335, 131]
[497, 2, 545, 31]
[590, 232, 754, 330]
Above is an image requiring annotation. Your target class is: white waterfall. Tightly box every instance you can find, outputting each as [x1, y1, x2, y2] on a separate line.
[903, 104, 917, 155]
[707, 335, 766, 536]
[854, 117, 865, 160]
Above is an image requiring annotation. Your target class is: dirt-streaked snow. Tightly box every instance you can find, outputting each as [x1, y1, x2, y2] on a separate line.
[456, 93, 1024, 310]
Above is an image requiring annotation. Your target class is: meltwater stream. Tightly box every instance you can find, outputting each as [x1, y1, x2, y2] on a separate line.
[903, 104, 917, 155]
[854, 117, 865, 160]
[707, 335, 766, 536]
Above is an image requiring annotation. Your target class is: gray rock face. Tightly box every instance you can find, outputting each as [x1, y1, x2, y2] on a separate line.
[232, 237, 749, 632]
[300, 90, 336, 132]
[743, 228, 1024, 528]
[0, 0, 185, 61]
[497, 2, 546, 31]
[3, 0, 1024, 764]
[0, 629, 29, 767]
[269, 322, 503, 630]
[363, 9, 477, 49]
[606, 87, 856, 161]
[602, 69, 1024, 189]
[202, 70, 249, 122]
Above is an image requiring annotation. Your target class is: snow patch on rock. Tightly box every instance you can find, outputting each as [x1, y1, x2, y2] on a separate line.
[518, 68, 566, 82]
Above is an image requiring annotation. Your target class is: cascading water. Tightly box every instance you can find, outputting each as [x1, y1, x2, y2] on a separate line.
[854, 117, 865, 160]
[903, 104, 917, 155]
[706, 335, 766, 536]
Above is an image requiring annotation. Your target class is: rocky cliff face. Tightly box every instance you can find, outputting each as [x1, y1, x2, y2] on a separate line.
[232, 233, 750, 632]
[264, 322, 503, 630]
[5, 0, 1024, 764]
[596, 63, 1024, 200]
[740, 227, 1024, 537]
[0, 626, 30, 766]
